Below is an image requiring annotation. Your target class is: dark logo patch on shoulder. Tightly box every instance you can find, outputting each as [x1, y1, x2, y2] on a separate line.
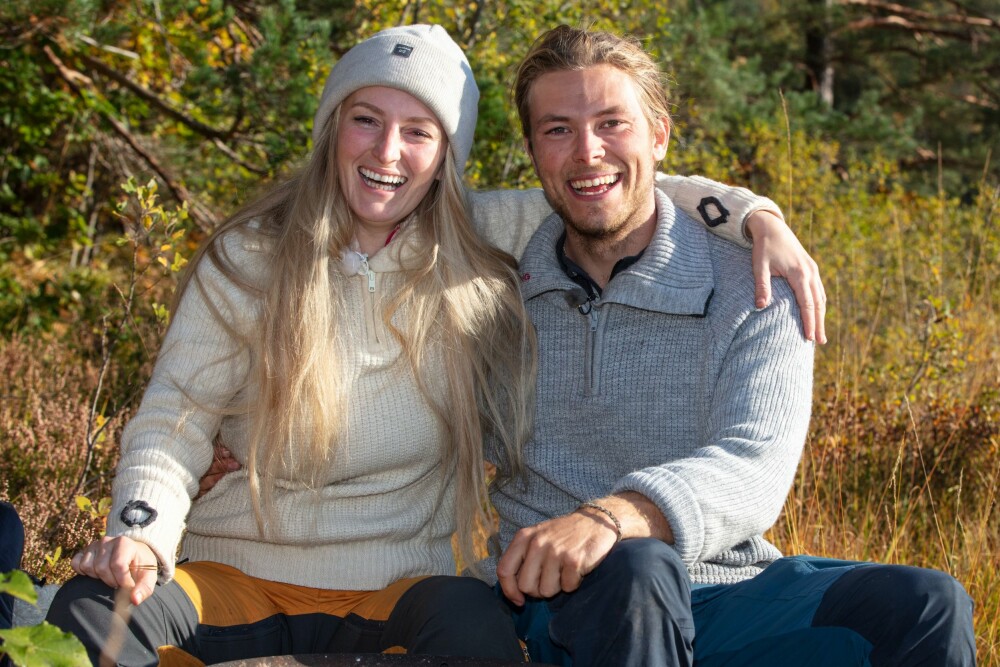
[697, 196, 730, 228]
[392, 43, 414, 58]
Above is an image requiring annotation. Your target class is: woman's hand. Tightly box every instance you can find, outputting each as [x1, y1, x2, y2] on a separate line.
[71, 536, 158, 606]
[195, 443, 242, 499]
[746, 210, 827, 344]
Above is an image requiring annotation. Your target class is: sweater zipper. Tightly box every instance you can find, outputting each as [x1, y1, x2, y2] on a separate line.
[358, 254, 381, 345]
[583, 297, 602, 396]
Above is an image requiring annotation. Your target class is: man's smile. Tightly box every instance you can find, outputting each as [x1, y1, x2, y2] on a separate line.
[569, 173, 621, 196]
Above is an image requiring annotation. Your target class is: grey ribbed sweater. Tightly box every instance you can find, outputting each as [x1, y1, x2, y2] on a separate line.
[489, 189, 814, 585]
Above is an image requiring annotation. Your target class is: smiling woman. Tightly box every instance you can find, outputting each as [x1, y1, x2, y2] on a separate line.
[336, 87, 447, 251]
[43, 25, 535, 664]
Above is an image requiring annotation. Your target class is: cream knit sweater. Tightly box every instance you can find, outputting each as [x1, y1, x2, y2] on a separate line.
[106, 176, 776, 590]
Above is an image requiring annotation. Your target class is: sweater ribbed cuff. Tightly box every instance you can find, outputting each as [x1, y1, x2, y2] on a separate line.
[657, 173, 784, 248]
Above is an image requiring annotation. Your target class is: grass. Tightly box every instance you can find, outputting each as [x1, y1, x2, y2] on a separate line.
[764, 142, 1000, 660]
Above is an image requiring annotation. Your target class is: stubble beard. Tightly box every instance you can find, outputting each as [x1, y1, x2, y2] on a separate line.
[549, 170, 656, 256]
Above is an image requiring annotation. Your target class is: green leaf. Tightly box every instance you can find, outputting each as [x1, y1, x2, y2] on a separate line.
[0, 570, 37, 604]
[0, 623, 90, 667]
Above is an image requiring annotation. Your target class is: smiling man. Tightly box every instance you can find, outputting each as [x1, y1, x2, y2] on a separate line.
[489, 25, 975, 667]
[519, 63, 668, 286]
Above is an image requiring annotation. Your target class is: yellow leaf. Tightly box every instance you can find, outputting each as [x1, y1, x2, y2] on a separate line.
[75, 496, 93, 514]
[44, 546, 62, 568]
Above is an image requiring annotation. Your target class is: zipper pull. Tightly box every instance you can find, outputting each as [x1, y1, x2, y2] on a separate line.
[588, 296, 600, 330]
[358, 255, 376, 292]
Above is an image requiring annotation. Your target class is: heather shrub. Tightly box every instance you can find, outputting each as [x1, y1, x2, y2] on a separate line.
[0, 335, 125, 582]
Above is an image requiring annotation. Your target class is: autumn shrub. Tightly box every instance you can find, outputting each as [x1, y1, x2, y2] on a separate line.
[719, 118, 1000, 662]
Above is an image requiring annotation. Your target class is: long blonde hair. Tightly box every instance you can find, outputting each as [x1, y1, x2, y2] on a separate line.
[173, 105, 535, 572]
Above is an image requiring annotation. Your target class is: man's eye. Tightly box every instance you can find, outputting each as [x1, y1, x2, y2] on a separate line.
[544, 127, 569, 135]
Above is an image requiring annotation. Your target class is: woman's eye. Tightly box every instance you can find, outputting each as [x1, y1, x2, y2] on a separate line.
[408, 128, 439, 140]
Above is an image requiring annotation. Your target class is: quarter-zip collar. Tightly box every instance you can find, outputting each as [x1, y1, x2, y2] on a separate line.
[556, 231, 644, 301]
[340, 215, 425, 348]
[519, 189, 715, 316]
[342, 214, 423, 277]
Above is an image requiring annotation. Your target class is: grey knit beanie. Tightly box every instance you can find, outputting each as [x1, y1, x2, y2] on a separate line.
[312, 24, 479, 175]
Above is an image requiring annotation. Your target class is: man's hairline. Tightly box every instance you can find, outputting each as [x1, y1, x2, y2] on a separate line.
[519, 64, 671, 147]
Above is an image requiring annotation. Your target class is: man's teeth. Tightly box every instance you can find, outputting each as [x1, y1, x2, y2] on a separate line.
[570, 174, 620, 194]
[360, 168, 407, 191]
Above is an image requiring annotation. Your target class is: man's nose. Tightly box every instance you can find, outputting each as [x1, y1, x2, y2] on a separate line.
[574, 127, 605, 163]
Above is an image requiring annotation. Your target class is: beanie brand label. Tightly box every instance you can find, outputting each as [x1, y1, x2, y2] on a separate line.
[392, 44, 414, 58]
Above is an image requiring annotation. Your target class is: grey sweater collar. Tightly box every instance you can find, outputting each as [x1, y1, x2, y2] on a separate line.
[519, 189, 715, 316]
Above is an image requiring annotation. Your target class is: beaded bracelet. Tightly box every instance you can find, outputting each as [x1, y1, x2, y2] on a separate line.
[577, 501, 623, 543]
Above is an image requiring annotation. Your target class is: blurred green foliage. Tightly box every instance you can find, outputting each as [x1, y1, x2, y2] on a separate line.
[2, 1, 996, 339]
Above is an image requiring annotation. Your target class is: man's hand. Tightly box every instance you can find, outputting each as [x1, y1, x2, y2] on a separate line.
[745, 210, 827, 344]
[497, 492, 672, 606]
[71, 536, 158, 606]
[496, 508, 619, 606]
[195, 443, 242, 499]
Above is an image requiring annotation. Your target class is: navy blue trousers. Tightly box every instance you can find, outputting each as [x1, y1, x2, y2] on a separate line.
[504, 539, 976, 667]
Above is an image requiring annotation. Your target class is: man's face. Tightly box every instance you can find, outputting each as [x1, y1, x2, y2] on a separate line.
[525, 64, 669, 241]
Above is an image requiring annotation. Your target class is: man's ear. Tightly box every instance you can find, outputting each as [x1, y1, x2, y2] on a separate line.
[652, 117, 670, 162]
[524, 137, 539, 172]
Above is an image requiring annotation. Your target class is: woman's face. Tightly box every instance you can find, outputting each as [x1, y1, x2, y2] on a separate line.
[336, 86, 448, 241]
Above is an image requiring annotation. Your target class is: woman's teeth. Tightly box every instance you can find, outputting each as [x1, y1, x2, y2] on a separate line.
[360, 168, 407, 191]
